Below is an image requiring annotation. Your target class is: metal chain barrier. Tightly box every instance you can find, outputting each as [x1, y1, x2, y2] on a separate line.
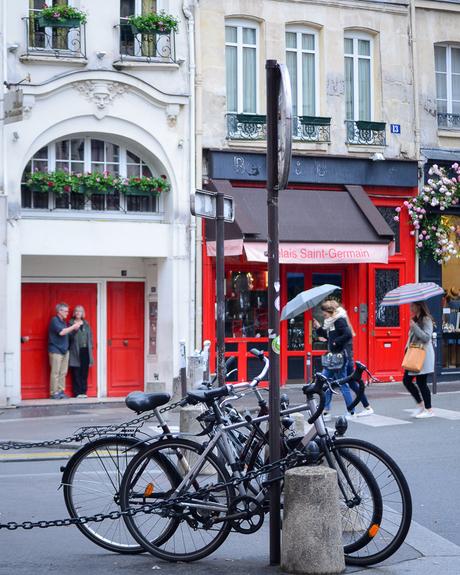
[0, 451, 303, 531]
[0, 400, 185, 451]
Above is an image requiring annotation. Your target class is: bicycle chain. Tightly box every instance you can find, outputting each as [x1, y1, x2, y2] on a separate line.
[0, 400, 184, 451]
[0, 451, 304, 531]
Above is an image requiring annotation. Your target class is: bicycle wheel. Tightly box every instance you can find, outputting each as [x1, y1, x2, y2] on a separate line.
[331, 438, 412, 566]
[246, 436, 383, 550]
[120, 437, 234, 562]
[62, 436, 145, 554]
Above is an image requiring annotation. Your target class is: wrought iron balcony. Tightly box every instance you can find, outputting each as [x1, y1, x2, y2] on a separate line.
[226, 113, 267, 140]
[23, 16, 86, 59]
[117, 23, 176, 64]
[437, 113, 460, 130]
[345, 120, 386, 146]
[293, 116, 331, 142]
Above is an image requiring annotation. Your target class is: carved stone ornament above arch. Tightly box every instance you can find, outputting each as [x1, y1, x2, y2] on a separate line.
[20, 70, 188, 122]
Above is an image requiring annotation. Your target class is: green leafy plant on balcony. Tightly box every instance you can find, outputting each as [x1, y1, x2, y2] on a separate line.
[26, 171, 170, 197]
[26, 170, 75, 194]
[128, 11, 179, 34]
[38, 4, 87, 27]
[77, 172, 122, 195]
[122, 175, 170, 195]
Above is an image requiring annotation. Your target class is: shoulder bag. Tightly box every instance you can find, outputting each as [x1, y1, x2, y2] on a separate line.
[402, 343, 426, 373]
[321, 351, 345, 371]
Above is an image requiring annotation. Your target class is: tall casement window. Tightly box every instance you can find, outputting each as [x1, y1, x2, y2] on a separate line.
[225, 20, 258, 114]
[344, 34, 373, 120]
[28, 0, 74, 52]
[120, 0, 165, 60]
[285, 28, 318, 117]
[435, 45, 460, 128]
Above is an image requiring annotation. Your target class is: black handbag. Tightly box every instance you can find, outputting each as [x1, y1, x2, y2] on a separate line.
[321, 351, 346, 371]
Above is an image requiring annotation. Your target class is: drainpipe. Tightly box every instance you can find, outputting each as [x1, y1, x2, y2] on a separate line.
[409, 0, 421, 282]
[182, 0, 197, 352]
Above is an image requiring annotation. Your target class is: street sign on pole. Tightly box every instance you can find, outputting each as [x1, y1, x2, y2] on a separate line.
[191, 189, 234, 223]
[190, 187, 235, 387]
[266, 58, 292, 566]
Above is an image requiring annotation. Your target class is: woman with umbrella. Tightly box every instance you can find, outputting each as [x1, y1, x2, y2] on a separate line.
[402, 301, 435, 418]
[381, 282, 441, 419]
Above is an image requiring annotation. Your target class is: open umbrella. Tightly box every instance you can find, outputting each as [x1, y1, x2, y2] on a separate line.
[380, 282, 444, 307]
[280, 284, 341, 321]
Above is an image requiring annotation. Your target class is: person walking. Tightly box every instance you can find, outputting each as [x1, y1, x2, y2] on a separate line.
[402, 301, 435, 419]
[313, 301, 354, 421]
[69, 305, 94, 398]
[328, 301, 374, 417]
[48, 303, 82, 399]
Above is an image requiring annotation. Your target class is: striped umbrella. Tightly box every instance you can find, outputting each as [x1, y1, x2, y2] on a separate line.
[380, 282, 444, 307]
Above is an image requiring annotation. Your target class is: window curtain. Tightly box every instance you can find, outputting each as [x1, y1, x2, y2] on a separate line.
[451, 47, 460, 115]
[243, 46, 256, 113]
[358, 58, 371, 120]
[142, 0, 157, 57]
[226, 43, 237, 112]
[302, 52, 315, 116]
[286, 33, 298, 117]
[345, 56, 354, 120]
[435, 46, 447, 114]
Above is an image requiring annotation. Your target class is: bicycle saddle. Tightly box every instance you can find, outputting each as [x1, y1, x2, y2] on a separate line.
[125, 391, 171, 413]
[186, 386, 229, 405]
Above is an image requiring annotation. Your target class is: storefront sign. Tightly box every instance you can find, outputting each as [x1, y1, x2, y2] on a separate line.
[206, 239, 243, 257]
[3, 89, 23, 124]
[244, 242, 390, 264]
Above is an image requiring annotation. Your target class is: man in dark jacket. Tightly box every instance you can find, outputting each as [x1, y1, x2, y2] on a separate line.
[48, 303, 82, 399]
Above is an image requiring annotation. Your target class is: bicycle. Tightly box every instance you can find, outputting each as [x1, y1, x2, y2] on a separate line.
[118, 362, 403, 564]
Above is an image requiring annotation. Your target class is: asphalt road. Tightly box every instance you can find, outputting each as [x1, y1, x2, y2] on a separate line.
[0, 382, 459, 574]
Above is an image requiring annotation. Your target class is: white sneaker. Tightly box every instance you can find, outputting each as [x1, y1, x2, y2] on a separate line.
[356, 407, 374, 417]
[411, 406, 425, 418]
[323, 412, 332, 422]
[415, 409, 434, 419]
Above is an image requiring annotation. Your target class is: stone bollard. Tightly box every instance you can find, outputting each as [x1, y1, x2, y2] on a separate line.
[281, 466, 345, 575]
[291, 412, 306, 435]
[179, 405, 204, 436]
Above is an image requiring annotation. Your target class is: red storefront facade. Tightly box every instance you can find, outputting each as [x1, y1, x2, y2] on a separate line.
[202, 152, 418, 384]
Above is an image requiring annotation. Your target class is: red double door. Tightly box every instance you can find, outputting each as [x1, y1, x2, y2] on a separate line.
[21, 282, 144, 399]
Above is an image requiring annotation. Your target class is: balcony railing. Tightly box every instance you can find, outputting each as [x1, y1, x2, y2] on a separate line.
[293, 116, 331, 142]
[117, 23, 176, 64]
[345, 120, 386, 146]
[437, 113, 460, 130]
[226, 113, 267, 140]
[227, 113, 331, 143]
[23, 16, 86, 59]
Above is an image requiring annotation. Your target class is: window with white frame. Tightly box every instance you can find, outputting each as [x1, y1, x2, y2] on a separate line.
[28, 0, 76, 52]
[119, 0, 169, 60]
[435, 45, 460, 122]
[22, 137, 161, 214]
[225, 20, 258, 114]
[344, 34, 373, 121]
[285, 28, 318, 117]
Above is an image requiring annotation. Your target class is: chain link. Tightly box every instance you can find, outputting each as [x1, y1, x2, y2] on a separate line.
[0, 400, 185, 451]
[0, 451, 303, 531]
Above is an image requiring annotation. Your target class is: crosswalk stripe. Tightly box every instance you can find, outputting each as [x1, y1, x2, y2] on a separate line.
[403, 408, 460, 420]
[349, 414, 410, 427]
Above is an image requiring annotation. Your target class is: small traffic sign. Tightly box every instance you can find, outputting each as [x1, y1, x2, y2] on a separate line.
[190, 189, 234, 223]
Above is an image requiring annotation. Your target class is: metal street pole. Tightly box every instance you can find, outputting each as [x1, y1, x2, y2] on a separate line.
[266, 58, 281, 566]
[215, 190, 226, 386]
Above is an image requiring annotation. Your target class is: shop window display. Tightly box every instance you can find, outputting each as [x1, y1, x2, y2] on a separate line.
[225, 270, 268, 338]
[441, 216, 460, 369]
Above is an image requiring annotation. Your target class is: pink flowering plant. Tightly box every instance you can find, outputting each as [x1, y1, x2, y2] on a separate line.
[39, 4, 87, 24]
[26, 170, 75, 194]
[26, 170, 170, 197]
[123, 175, 170, 195]
[395, 163, 460, 263]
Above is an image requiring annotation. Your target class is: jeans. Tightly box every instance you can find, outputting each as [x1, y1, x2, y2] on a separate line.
[323, 365, 354, 413]
[346, 357, 370, 409]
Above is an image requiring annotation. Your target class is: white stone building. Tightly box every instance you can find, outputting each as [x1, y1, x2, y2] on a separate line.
[0, 0, 198, 405]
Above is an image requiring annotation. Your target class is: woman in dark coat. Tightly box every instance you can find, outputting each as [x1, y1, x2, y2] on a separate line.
[69, 305, 94, 398]
[313, 301, 353, 421]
